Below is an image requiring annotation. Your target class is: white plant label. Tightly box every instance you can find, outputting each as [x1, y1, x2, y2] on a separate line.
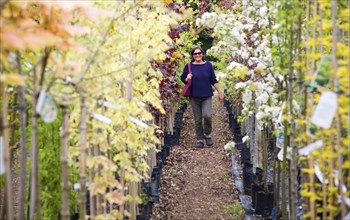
[314, 162, 328, 184]
[36, 89, 57, 123]
[311, 91, 338, 129]
[298, 140, 323, 156]
[129, 116, 148, 129]
[91, 113, 112, 124]
[0, 136, 4, 175]
[98, 100, 121, 110]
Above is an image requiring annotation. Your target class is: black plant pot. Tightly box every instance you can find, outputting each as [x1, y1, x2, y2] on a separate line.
[242, 163, 263, 196]
[156, 153, 163, 173]
[252, 183, 274, 217]
[160, 148, 167, 162]
[175, 112, 184, 129]
[150, 172, 160, 202]
[164, 132, 179, 147]
[142, 201, 153, 219]
[136, 214, 144, 220]
[236, 142, 246, 150]
[177, 103, 187, 114]
[163, 144, 170, 158]
[240, 146, 251, 164]
[228, 114, 234, 129]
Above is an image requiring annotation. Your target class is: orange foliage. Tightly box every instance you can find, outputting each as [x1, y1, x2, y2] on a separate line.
[0, 1, 110, 51]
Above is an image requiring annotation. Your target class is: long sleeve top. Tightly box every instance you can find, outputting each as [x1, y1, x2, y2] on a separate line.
[181, 61, 218, 97]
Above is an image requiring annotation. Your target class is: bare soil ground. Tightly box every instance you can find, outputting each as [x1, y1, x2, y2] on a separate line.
[150, 95, 239, 220]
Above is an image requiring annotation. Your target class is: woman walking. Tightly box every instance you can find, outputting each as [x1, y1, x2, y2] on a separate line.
[181, 46, 223, 148]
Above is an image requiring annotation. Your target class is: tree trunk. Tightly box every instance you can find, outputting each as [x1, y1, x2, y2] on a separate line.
[29, 68, 40, 220]
[288, 17, 297, 220]
[16, 52, 28, 220]
[60, 105, 70, 220]
[1, 82, 14, 220]
[331, 1, 346, 218]
[79, 97, 87, 220]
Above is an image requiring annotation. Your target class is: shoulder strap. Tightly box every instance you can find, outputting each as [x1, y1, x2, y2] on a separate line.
[188, 62, 192, 73]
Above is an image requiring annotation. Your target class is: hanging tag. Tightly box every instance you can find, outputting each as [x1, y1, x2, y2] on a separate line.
[36, 89, 57, 123]
[0, 137, 4, 175]
[277, 147, 291, 161]
[91, 113, 112, 124]
[314, 162, 328, 184]
[298, 140, 323, 156]
[333, 170, 348, 194]
[98, 100, 122, 110]
[311, 91, 338, 129]
[129, 116, 148, 129]
[276, 132, 284, 149]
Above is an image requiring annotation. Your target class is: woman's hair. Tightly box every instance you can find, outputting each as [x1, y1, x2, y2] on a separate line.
[190, 46, 205, 62]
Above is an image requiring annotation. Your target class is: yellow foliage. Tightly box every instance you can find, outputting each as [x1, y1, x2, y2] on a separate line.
[292, 61, 304, 68]
[336, 43, 349, 58]
[296, 119, 308, 126]
[301, 168, 315, 174]
[321, 21, 332, 31]
[0, 73, 26, 86]
[172, 51, 184, 59]
[161, 0, 173, 3]
[338, 8, 350, 20]
[249, 83, 258, 91]
[234, 65, 248, 79]
[306, 39, 318, 47]
[305, 74, 314, 82]
[254, 66, 264, 74]
[338, 23, 349, 31]
[308, 52, 322, 60]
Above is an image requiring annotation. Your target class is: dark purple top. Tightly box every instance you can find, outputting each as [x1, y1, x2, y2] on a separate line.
[181, 61, 218, 97]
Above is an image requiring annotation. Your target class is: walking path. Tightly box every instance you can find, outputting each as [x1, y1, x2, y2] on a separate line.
[150, 94, 240, 220]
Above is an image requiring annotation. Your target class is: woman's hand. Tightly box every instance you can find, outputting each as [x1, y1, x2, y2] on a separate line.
[218, 91, 224, 102]
[186, 73, 192, 82]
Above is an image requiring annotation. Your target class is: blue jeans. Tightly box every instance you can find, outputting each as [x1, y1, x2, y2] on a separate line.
[190, 97, 212, 140]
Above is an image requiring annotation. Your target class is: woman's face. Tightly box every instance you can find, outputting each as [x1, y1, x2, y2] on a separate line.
[193, 49, 203, 62]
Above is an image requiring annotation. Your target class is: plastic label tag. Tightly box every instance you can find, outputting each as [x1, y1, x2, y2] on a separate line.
[36, 89, 57, 123]
[298, 140, 323, 156]
[311, 91, 338, 129]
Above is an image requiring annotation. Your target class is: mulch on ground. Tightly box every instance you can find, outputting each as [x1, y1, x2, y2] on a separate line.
[150, 95, 239, 220]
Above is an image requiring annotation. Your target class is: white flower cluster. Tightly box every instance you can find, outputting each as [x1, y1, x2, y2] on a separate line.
[196, 12, 218, 29]
[224, 141, 236, 155]
[196, 0, 290, 130]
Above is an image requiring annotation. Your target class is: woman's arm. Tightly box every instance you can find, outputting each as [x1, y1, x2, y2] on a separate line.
[214, 83, 224, 102]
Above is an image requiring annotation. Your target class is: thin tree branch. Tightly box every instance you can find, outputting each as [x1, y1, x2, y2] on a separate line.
[74, 4, 122, 84]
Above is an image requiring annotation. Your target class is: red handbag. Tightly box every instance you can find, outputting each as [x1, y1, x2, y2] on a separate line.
[182, 63, 192, 97]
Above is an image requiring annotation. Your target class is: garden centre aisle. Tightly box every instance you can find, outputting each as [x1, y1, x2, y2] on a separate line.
[150, 94, 241, 220]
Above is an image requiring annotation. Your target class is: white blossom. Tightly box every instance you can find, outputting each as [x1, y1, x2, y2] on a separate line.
[259, 6, 268, 17]
[256, 111, 266, 120]
[242, 136, 250, 143]
[235, 82, 247, 89]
